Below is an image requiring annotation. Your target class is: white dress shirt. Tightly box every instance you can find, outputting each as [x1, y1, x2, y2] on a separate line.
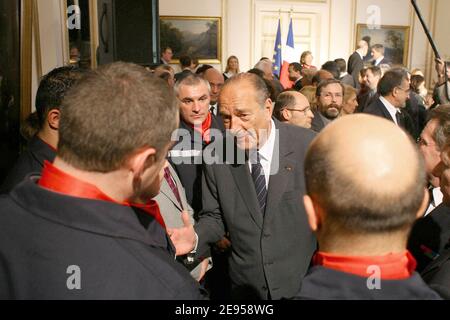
[425, 187, 444, 216]
[379, 96, 400, 125]
[248, 119, 276, 189]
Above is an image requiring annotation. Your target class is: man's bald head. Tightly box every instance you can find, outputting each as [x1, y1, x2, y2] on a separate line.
[305, 115, 427, 236]
[203, 68, 224, 104]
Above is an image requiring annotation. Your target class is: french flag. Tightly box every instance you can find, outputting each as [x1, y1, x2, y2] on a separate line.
[280, 18, 295, 89]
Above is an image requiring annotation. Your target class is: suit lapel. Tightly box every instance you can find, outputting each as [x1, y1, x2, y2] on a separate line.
[229, 163, 264, 229]
[159, 166, 184, 212]
[264, 123, 295, 224]
[377, 99, 395, 122]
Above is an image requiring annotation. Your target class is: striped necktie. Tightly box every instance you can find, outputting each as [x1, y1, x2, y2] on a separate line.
[251, 153, 267, 216]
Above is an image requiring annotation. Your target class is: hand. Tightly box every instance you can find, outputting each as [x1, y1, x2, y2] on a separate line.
[167, 211, 196, 256]
[214, 236, 232, 253]
[196, 259, 210, 282]
[435, 58, 445, 77]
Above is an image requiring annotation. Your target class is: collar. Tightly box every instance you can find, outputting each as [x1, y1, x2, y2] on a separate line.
[29, 136, 57, 167]
[375, 56, 384, 65]
[252, 119, 276, 163]
[356, 50, 364, 60]
[314, 251, 417, 280]
[379, 96, 400, 124]
[340, 72, 348, 78]
[38, 161, 166, 229]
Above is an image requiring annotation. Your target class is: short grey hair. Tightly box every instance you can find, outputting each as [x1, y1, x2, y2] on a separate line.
[224, 73, 270, 108]
[173, 73, 211, 97]
[429, 105, 450, 149]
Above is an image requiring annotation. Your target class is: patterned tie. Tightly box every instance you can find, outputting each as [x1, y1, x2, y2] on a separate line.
[163, 167, 182, 208]
[251, 153, 267, 216]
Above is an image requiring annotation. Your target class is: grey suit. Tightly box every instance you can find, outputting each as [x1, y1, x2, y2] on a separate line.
[154, 164, 207, 279]
[195, 121, 317, 300]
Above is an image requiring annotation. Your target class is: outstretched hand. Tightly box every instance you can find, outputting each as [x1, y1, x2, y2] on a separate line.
[167, 211, 197, 256]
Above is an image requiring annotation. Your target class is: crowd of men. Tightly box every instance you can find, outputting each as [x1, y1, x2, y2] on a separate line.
[0, 41, 449, 300]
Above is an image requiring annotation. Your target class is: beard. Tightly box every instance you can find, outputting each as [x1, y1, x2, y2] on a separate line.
[323, 104, 341, 119]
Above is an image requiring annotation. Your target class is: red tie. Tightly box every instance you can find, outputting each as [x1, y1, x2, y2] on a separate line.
[164, 167, 182, 208]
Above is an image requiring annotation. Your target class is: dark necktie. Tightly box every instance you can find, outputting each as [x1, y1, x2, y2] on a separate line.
[163, 167, 182, 208]
[396, 111, 405, 129]
[209, 105, 216, 115]
[251, 154, 267, 216]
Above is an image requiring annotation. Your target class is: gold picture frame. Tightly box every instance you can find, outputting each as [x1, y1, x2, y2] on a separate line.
[356, 24, 410, 67]
[160, 16, 222, 64]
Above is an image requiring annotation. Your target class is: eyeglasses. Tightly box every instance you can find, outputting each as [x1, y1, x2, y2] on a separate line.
[285, 106, 311, 116]
[396, 86, 411, 94]
[320, 92, 343, 99]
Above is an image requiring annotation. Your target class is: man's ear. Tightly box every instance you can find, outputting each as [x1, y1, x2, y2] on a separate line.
[128, 147, 157, 177]
[303, 195, 322, 232]
[265, 98, 274, 118]
[416, 188, 430, 219]
[281, 108, 291, 121]
[47, 109, 60, 130]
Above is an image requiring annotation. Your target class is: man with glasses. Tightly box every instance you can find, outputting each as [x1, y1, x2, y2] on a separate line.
[364, 68, 416, 137]
[311, 79, 344, 132]
[274, 91, 314, 129]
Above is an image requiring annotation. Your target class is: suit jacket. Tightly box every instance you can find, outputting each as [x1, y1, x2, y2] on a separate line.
[174, 69, 193, 83]
[421, 248, 450, 299]
[293, 79, 303, 91]
[296, 266, 441, 300]
[0, 177, 205, 300]
[154, 164, 208, 279]
[357, 90, 378, 113]
[364, 98, 416, 137]
[409, 204, 450, 272]
[195, 121, 317, 300]
[372, 57, 390, 67]
[340, 74, 356, 88]
[1, 136, 56, 194]
[347, 52, 364, 90]
[311, 110, 327, 133]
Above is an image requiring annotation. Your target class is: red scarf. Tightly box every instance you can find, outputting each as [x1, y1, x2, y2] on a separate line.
[38, 161, 166, 229]
[191, 113, 212, 144]
[313, 251, 417, 280]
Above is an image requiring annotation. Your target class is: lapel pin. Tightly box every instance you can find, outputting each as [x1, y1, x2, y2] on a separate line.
[285, 166, 293, 171]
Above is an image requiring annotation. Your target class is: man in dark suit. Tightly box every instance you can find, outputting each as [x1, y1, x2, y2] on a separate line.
[311, 79, 344, 133]
[356, 66, 381, 113]
[0, 62, 205, 299]
[364, 68, 416, 137]
[174, 56, 194, 83]
[160, 46, 173, 65]
[296, 115, 441, 300]
[1, 66, 84, 194]
[335, 58, 356, 88]
[203, 68, 224, 117]
[169, 73, 317, 300]
[371, 44, 390, 67]
[288, 62, 303, 91]
[348, 39, 369, 90]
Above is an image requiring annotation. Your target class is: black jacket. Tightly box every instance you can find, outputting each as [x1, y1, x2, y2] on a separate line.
[296, 266, 442, 300]
[409, 204, 450, 272]
[1, 136, 56, 194]
[347, 52, 364, 90]
[421, 248, 450, 299]
[169, 115, 224, 214]
[0, 177, 206, 300]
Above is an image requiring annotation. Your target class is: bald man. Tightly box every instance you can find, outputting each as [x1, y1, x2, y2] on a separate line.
[296, 115, 441, 300]
[203, 68, 224, 116]
[274, 91, 314, 129]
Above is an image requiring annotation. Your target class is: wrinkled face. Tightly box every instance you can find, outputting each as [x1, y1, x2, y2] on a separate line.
[419, 120, 441, 186]
[204, 71, 224, 105]
[285, 93, 314, 128]
[288, 66, 301, 81]
[220, 81, 272, 150]
[178, 83, 210, 126]
[162, 48, 173, 62]
[364, 69, 381, 91]
[433, 146, 450, 206]
[342, 93, 358, 115]
[317, 83, 343, 120]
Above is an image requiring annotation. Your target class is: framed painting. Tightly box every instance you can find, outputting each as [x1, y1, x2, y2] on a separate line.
[160, 16, 221, 64]
[356, 24, 410, 66]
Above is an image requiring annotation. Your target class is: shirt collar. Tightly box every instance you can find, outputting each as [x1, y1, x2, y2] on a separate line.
[314, 251, 417, 280]
[376, 56, 384, 65]
[257, 119, 276, 162]
[379, 96, 400, 124]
